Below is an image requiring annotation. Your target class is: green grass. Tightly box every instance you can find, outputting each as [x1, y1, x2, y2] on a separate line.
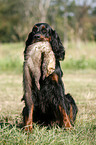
[0, 42, 24, 73]
[0, 122, 95, 145]
[61, 57, 96, 70]
[61, 41, 96, 70]
[0, 41, 96, 73]
[0, 71, 96, 144]
[0, 42, 96, 144]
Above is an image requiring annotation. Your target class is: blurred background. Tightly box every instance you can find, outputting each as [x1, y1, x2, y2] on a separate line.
[0, 0, 96, 72]
[0, 0, 96, 43]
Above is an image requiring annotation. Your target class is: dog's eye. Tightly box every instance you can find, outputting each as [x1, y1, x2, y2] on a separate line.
[42, 28, 47, 34]
[32, 27, 38, 34]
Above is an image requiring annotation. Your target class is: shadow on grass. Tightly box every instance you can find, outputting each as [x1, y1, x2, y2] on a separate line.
[0, 116, 24, 130]
[0, 115, 96, 133]
[0, 116, 65, 131]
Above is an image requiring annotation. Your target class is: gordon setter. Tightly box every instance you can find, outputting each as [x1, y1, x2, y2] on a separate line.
[22, 23, 78, 131]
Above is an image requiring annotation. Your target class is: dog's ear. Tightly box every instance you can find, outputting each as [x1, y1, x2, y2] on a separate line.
[26, 31, 33, 48]
[50, 30, 65, 61]
[24, 31, 33, 57]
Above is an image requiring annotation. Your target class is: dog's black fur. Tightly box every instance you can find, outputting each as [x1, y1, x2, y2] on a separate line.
[22, 23, 78, 130]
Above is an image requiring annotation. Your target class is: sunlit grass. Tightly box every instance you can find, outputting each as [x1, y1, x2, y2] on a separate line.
[0, 70, 96, 144]
[0, 41, 96, 73]
[0, 42, 24, 73]
[0, 42, 96, 144]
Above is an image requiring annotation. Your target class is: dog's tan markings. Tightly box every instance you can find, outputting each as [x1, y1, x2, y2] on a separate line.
[42, 25, 45, 29]
[70, 105, 73, 123]
[51, 73, 58, 83]
[59, 105, 72, 129]
[25, 104, 34, 131]
[40, 35, 45, 39]
[34, 25, 37, 28]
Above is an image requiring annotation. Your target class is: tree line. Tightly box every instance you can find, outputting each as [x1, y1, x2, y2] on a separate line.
[0, 0, 96, 42]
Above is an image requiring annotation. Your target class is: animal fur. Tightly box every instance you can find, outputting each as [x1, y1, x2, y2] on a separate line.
[22, 23, 78, 131]
[25, 41, 55, 90]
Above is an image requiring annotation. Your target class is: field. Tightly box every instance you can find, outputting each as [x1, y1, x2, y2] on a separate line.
[0, 42, 96, 144]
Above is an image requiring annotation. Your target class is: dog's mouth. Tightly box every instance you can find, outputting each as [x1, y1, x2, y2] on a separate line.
[33, 35, 51, 43]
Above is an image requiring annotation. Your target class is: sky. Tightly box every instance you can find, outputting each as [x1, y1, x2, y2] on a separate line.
[69, 0, 96, 7]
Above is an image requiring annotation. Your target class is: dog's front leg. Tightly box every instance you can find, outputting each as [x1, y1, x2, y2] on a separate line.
[59, 105, 72, 129]
[23, 62, 34, 131]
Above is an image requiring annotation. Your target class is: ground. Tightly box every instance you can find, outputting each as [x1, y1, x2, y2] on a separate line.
[0, 42, 96, 144]
[0, 70, 96, 145]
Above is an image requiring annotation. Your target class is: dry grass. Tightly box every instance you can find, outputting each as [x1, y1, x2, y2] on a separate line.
[0, 42, 96, 144]
[0, 70, 96, 144]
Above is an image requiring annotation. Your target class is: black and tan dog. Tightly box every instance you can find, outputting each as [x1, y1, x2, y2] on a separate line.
[22, 23, 78, 131]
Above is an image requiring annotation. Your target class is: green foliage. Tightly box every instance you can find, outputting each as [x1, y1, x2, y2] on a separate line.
[0, 0, 96, 42]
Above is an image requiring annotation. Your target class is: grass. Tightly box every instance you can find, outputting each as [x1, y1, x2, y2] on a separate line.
[0, 42, 24, 73]
[0, 41, 96, 73]
[0, 42, 96, 144]
[61, 41, 96, 70]
[0, 71, 96, 145]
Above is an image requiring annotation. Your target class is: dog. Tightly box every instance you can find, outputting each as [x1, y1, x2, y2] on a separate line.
[22, 23, 78, 131]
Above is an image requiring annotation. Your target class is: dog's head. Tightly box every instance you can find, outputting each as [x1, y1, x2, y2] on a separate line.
[25, 23, 65, 60]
